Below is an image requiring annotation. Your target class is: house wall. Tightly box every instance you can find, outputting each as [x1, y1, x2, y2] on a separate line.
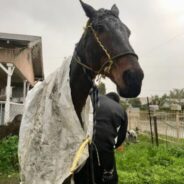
[0, 103, 5, 125]
[12, 86, 24, 103]
[0, 48, 35, 85]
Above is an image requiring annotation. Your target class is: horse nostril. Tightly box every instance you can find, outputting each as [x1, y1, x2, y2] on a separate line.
[123, 69, 144, 87]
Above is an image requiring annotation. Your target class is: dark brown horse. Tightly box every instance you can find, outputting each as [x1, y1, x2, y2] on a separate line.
[70, 1, 143, 127]
[69, 1, 144, 183]
[17, 1, 144, 184]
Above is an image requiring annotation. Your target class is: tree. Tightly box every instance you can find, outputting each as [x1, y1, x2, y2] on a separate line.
[120, 99, 129, 110]
[151, 94, 168, 106]
[128, 98, 141, 108]
[97, 82, 106, 95]
[151, 95, 160, 105]
[169, 88, 184, 103]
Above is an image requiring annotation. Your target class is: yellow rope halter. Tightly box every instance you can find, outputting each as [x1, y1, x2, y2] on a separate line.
[87, 23, 113, 73]
[75, 22, 114, 75]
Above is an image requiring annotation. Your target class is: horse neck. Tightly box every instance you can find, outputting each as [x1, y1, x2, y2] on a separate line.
[70, 55, 94, 126]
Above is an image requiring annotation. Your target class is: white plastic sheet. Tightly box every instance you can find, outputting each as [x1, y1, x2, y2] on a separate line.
[18, 57, 93, 184]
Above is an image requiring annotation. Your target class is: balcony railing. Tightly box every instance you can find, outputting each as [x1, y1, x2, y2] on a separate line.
[0, 101, 24, 125]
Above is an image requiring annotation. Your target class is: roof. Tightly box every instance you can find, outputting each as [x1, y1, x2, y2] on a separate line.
[0, 32, 44, 88]
[0, 33, 41, 48]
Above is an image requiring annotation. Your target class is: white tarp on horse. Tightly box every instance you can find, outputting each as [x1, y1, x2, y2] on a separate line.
[18, 57, 93, 184]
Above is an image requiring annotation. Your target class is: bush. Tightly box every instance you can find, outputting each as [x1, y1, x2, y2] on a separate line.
[0, 136, 19, 173]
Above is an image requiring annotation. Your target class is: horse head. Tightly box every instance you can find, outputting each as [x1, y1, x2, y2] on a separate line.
[77, 1, 144, 98]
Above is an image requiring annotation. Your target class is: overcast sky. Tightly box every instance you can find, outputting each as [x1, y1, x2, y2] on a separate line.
[0, 0, 184, 97]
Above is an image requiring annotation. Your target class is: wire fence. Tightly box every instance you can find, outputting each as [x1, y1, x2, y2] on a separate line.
[127, 110, 184, 143]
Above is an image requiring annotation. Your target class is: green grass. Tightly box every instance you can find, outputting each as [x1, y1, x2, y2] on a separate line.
[1, 135, 184, 183]
[116, 135, 184, 184]
[0, 174, 19, 184]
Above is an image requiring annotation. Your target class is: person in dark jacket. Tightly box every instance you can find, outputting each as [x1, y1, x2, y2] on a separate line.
[93, 92, 128, 184]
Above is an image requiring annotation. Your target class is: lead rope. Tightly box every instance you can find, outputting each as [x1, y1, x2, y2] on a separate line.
[79, 64, 99, 184]
[89, 83, 99, 184]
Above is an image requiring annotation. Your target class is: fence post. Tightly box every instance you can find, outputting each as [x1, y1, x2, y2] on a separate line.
[128, 110, 131, 130]
[147, 97, 154, 144]
[153, 115, 159, 146]
[176, 112, 180, 141]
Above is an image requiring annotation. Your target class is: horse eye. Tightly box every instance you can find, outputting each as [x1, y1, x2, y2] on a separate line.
[94, 25, 105, 33]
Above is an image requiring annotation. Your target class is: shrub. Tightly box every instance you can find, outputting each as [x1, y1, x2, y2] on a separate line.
[0, 136, 19, 173]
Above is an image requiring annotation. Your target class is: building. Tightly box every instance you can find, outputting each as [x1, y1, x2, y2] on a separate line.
[0, 33, 44, 125]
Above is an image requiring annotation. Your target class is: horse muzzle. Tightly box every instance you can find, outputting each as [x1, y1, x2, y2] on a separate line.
[118, 68, 144, 98]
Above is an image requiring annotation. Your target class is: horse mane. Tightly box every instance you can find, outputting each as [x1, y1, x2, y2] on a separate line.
[95, 8, 118, 19]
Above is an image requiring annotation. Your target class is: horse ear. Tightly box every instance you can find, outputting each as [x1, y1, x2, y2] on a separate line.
[111, 4, 119, 17]
[79, 0, 96, 19]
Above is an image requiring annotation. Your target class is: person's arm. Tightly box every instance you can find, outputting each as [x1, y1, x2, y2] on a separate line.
[115, 111, 128, 148]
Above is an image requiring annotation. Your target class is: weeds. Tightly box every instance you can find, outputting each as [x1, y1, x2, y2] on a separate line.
[1, 135, 184, 183]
